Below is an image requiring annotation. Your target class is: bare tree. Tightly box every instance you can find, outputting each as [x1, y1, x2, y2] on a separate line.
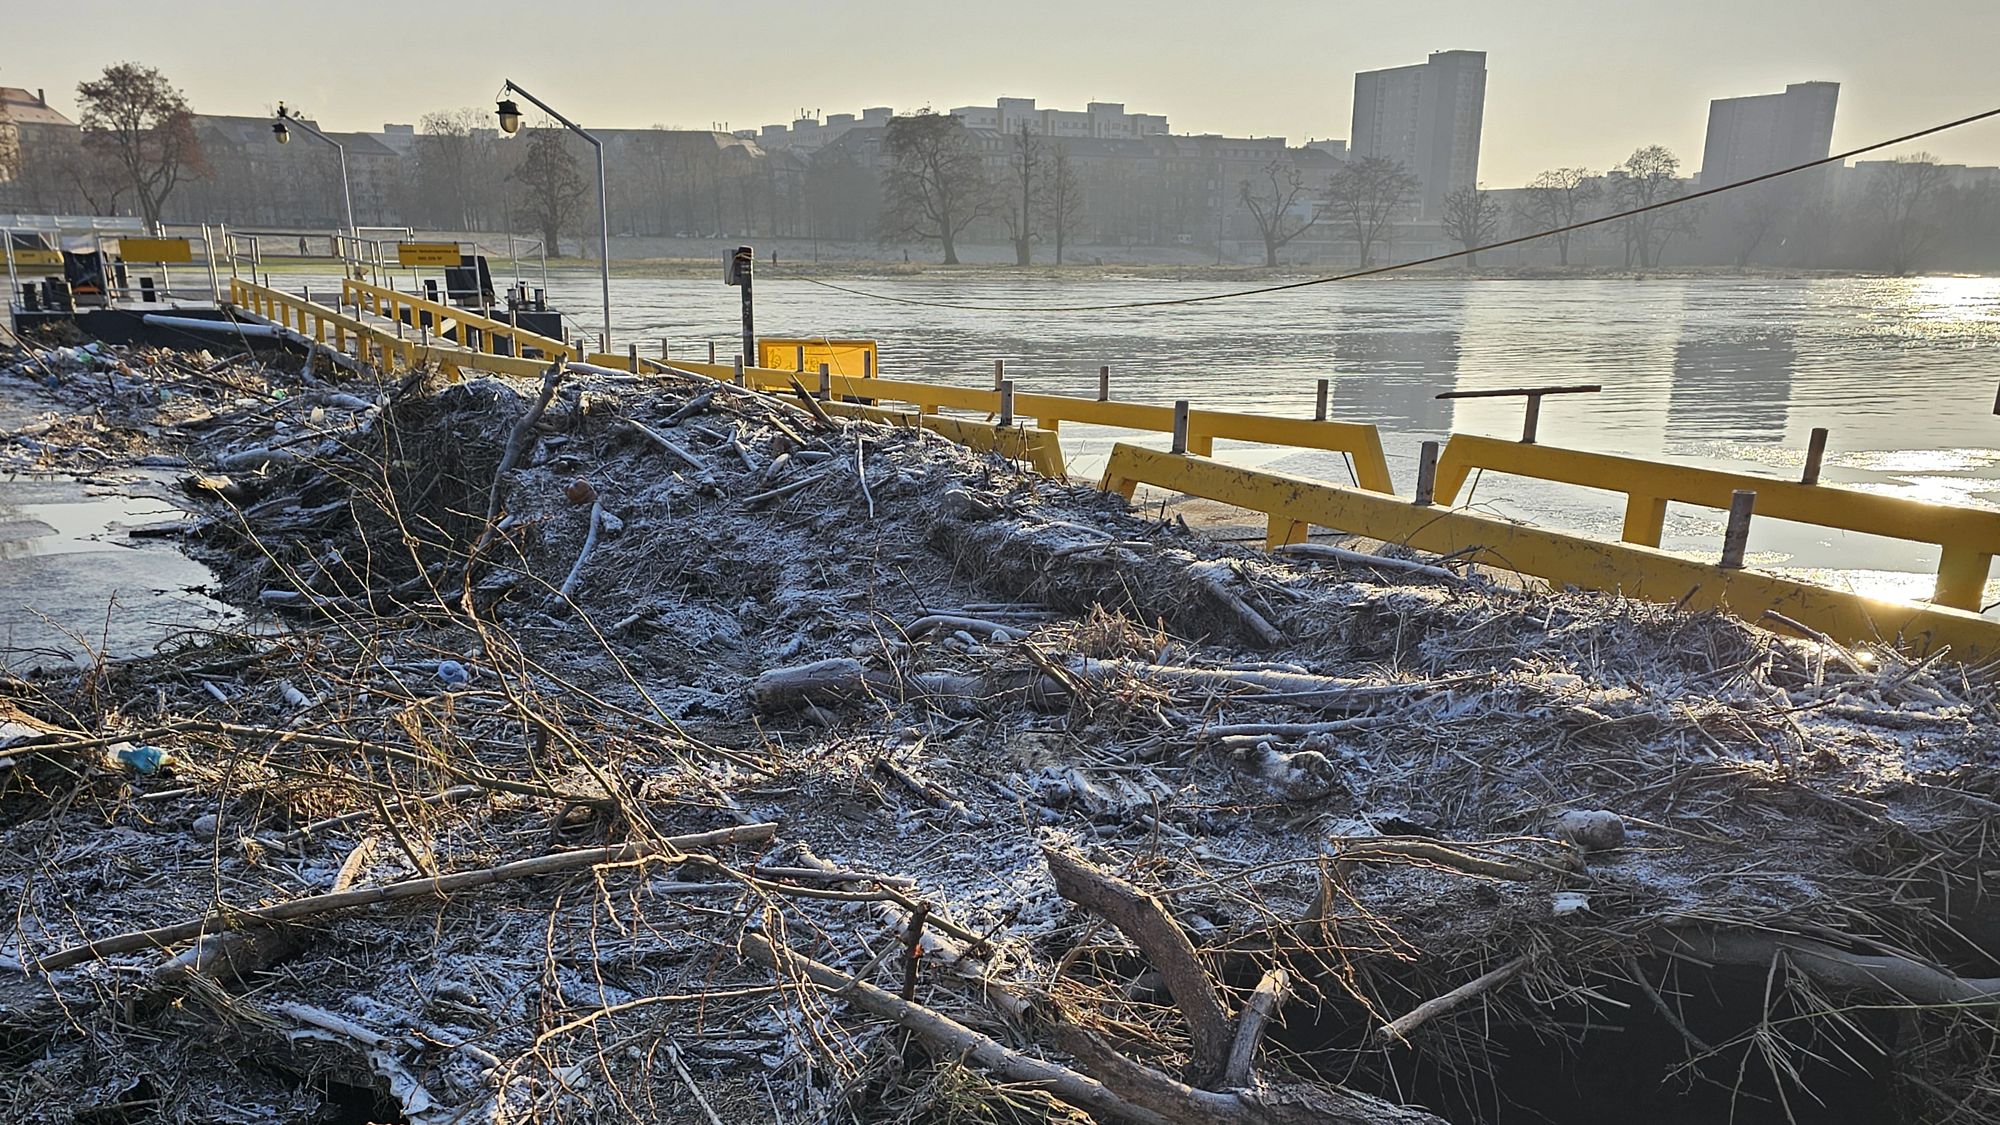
[1239, 160, 1321, 268]
[74, 62, 203, 229]
[881, 109, 995, 265]
[508, 127, 585, 258]
[1325, 157, 1418, 267]
[1728, 184, 1794, 267]
[1000, 123, 1042, 267]
[1439, 186, 1502, 266]
[1040, 142, 1085, 265]
[1611, 146, 1693, 269]
[1516, 167, 1599, 266]
[1866, 153, 1949, 274]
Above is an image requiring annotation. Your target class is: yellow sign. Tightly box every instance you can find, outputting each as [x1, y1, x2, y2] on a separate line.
[119, 237, 194, 264]
[10, 248, 63, 270]
[397, 241, 462, 267]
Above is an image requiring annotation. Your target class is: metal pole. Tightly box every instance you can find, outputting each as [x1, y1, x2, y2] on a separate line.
[993, 359, 1004, 390]
[1801, 427, 1829, 485]
[739, 259, 756, 366]
[818, 362, 832, 400]
[1171, 400, 1190, 455]
[733, 355, 745, 387]
[1315, 378, 1329, 421]
[500, 81, 612, 349]
[1720, 490, 1756, 569]
[1098, 365, 1110, 401]
[1414, 440, 1439, 506]
[709, 341, 717, 365]
[1521, 394, 1544, 444]
[998, 380, 1015, 427]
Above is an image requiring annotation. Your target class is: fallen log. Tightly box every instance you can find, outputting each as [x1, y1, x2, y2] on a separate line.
[1654, 927, 2000, 1006]
[31, 822, 777, 972]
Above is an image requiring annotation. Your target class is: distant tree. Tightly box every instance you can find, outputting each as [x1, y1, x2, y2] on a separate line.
[1040, 141, 1085, 265]
[1728, 183, 1795, 267]
[1325, 156, 1418, 267]
[47, 130, 129, 216]
[414, 109, 506, 231]
[1517, 167, 1599, 266]
[1001, 123, 1042, 267]
[881, 109, 995, 265]
[1866, 154, 1949, 274]
[1610, 146, 1694, 269]
[508, 127, 585, 258]
[74, 62, 203, 229]
[1239, 159, 1321, 268]
[1439, 186, 1503, 266]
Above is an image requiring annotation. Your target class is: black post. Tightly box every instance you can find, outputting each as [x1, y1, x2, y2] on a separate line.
[732, 246, 756, 368]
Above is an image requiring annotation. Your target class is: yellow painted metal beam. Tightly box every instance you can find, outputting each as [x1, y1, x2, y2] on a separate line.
[1102, 442, 2000, 662]
[1434, 433, 2000, 610]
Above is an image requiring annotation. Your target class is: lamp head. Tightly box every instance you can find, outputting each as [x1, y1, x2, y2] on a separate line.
[496, 97, 522, 136]
[273, 101, 291, 144]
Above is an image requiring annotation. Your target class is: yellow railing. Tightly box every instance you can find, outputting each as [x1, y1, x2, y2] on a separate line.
[228, 278, 549, 379]
[1433, 434, 2000, 611]
[622, 358, 1395, 493]
[341, 278, 575, 362]
[1101, 441, 2000, 662]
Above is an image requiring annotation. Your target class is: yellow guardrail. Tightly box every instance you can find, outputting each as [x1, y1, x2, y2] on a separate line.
[1101, 442, 2000, 661]
[621, 358, 1394, 493]
[758, 338, 878, 378]
[1433, 434, 2000, 611]
[342, 278, 574, 362]
[228, 278, 549, 379]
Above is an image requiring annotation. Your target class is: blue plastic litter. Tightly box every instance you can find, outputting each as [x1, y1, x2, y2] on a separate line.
[436, 660, 471, 686]
[116, 745, 169, 773]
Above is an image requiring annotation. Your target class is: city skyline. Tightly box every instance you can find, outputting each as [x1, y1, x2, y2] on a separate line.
[1, 0, 1997, 187]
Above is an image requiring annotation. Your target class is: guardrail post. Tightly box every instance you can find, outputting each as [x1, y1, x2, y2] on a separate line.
[818, 362, 832, 400]
[993, 359, 1005, 391]
[660, 339, 670, 360]
[1414, 440, 1439, 506]
[1935, 546, 1994, 611]
[628, 343, 640, 374]
[733, 355, 745, 387]
[1315, 378, 1329, 422]
[1720, 490, 1756, 569]
[1801, 427, 1829, 485]
[1098, 365, 1111, 401]
[796, 345, 806, 373]
[1171, 400, 1191, 455]
[998, 380, 1015, 427]
[1522, 393, 1544, 444]
[709, 341, 717, 365]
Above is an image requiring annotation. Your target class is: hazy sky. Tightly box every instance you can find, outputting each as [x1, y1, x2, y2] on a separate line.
[6, 0, 1997, 184]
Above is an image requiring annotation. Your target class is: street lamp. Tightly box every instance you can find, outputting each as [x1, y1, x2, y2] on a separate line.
[496, 80, 611, 351]
[273, 102, 356, 243]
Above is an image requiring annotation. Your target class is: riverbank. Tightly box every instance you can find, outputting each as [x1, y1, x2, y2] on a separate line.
[2, 334, 1998, 1123]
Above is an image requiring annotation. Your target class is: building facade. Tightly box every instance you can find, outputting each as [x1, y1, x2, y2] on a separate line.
[1698, 81, 1839, 188]
[1350, 50, 1486, 218]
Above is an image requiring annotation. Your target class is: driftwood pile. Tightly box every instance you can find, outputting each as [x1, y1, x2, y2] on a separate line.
[2, 339, 1998, 1124]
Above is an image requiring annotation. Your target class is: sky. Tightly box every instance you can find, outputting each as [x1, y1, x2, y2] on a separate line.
[5, 0, 1998, 185]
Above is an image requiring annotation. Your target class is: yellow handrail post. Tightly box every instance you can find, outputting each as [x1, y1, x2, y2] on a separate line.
[1935, 547, 1994, 611]
[1620, 494, 1669, 547]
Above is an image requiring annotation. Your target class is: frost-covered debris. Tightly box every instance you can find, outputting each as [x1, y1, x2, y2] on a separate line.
[1, 336, 1998, 1124]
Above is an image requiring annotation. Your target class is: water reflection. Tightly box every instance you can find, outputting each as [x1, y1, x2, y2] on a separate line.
[1329, 287, 1463, 432]
[1667, 326, 1798, 445]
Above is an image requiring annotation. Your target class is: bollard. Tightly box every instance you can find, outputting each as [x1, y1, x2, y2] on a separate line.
[1720, 490, 1756, 569]
[1098, 364, 1110, 402]
[994, 359, 1004, 391]
[733, 355, 745, 387]
[1171, 400, 1191, 455]
[708, 340, 717, 365]
[998, 380, 1015, 427]
[1415, 440, 1439, 506]
[1801, 427, 1829, 485]
[818, 362, 832, 400]
[1315, 378, 1329, 422]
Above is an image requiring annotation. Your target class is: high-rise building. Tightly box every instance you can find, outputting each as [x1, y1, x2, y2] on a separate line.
[1350, 50, 1487, 218]
[1698, 82, 1839, 188]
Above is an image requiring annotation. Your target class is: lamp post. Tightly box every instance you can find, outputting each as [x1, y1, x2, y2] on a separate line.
[273, 103, 356, 246]
[496, 80, 611, 351]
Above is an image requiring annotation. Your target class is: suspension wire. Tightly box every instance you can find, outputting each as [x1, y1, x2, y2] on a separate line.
[769, 105, 2000, 314]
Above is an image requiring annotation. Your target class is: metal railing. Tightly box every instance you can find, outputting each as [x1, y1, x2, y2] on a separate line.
[342, 278, 574, 362]
[1100, 441, 2000, 662]
[228, 277, 548, 379]
[1431, 433, 2000, 611]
